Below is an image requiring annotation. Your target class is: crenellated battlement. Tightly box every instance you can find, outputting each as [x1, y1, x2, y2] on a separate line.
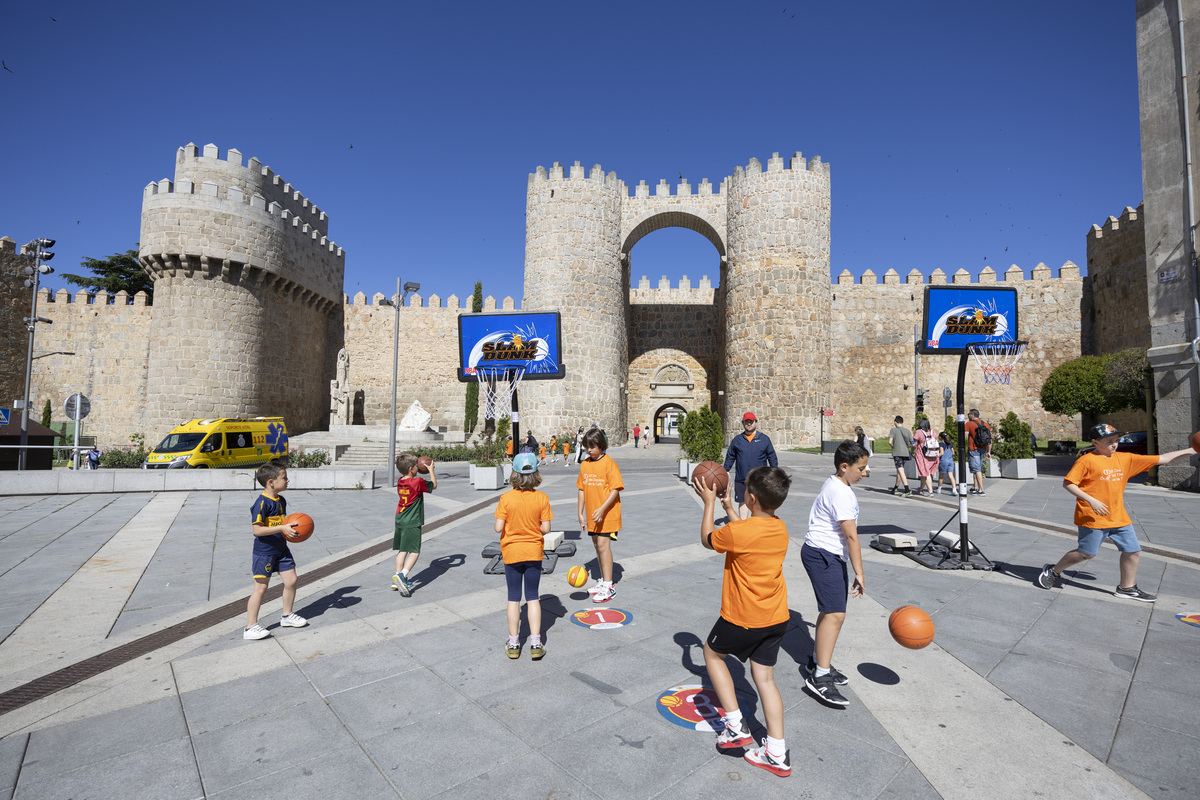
[528, 161, 626, 192]
[731, 151, 830, 181]
[170, 143, 329, 235]
[629, 274, 716, 304]
[1087, 205, 1141, 240]
[37, 287, 151, 307]
[142, 177, 343, 260]
[834, 262, 1081, 286]
[341, 291, 521, 311]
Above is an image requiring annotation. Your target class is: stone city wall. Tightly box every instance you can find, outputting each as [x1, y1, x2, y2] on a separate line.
[0, 238, 28, 411]
[23, 288, 153, 447]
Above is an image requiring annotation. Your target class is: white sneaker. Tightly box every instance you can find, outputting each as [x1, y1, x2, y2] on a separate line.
[592, 584, 616, 603]
[587, 582, 606, 595]
[243, 623, 270, 640]
[280, 613, 308, 628]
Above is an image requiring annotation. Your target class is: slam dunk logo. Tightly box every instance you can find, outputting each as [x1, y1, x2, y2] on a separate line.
[927, 302, 1011, 349]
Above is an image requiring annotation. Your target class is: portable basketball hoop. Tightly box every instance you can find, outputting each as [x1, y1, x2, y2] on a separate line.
[967, 340, 1028, 385]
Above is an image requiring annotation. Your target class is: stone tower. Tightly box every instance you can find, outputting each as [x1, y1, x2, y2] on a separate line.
[521, 152, 831, 447]
[139, 143, 344, 437]
[724, 153, 832, 444]
[522, 162, 627, 438]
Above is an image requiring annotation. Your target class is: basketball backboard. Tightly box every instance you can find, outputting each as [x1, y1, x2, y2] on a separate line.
[919, 286, 1019, 356]
[457, 311, 564, 381]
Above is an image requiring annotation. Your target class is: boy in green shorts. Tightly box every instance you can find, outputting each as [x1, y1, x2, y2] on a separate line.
[392, 453, 436, 596]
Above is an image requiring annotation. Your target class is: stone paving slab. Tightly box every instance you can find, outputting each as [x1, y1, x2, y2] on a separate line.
[1, 449, 1199, 798]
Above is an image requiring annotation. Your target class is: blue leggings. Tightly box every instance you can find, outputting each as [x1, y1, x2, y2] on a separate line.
[504, 560, 543, 602]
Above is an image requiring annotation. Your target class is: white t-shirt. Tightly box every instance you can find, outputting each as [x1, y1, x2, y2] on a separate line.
[805, 475, 860, 562]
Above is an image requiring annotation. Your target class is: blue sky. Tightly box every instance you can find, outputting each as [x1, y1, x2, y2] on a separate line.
[2, 1, 1140, 306]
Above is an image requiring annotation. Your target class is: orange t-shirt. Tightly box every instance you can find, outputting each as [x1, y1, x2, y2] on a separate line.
[710, 516, 789, 628]
[540, 446, 546, 459]
[506, 440, 513, 456]
[1065, 451, 1159, 528]
[576, 455, 623, 534]
[494, 489, 554, 563]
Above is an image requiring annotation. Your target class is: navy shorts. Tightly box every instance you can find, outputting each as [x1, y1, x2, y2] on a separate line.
[504, 560, 543, 602]
[733, 480, 746, 504]
[801, 543, 849, 614]
[252, 550, 295, 580]
[706, 617, 788, 666]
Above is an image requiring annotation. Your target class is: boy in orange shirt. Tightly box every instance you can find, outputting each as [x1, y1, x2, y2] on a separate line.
[576, 428, 623, 603]
[494, 452, 554, 659]
[693, 465, 793, 777]
[1038, 424, 1196, 601]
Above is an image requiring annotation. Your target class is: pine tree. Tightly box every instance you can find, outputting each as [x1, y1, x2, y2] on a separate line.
[60, 249, 153, 302]
[41, 398, 52, 428]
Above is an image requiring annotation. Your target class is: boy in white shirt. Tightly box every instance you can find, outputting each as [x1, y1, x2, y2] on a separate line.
[801, 440, 870, 707]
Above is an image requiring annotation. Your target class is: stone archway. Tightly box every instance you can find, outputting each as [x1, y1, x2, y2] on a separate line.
[653, 402, 688, 444]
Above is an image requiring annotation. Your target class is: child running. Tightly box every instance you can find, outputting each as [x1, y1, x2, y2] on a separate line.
[693, 465, 793, 777]
[392, 453, 437, 596]
[802, 440, 870, 707]
[576, 427, 623, 603]
[245, 459, 308, 640]
[494, 452, 554, 659]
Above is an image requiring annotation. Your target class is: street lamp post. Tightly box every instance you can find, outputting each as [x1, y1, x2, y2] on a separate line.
[18, 238, 55, 471]
[380, 278, 420, 489]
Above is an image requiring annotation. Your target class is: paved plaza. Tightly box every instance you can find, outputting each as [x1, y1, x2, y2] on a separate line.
[0, 446, 1198, 799]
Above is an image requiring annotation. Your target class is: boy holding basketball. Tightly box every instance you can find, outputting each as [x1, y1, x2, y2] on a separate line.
[576, 427, 623, 603]
[1037, 424, 1197, 601]
[802, 440, 870, 707]
[392, 452, 437, 596]
[494, 452, 554, 659]
[245, 459, 308, 640]
[693, 466, 793, 776]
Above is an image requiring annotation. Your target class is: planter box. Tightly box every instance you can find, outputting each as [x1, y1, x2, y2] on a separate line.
[678, 460, 690, 479]
[999, 458, 1037, 480]
[474, 465, 504, 490]
[985, 459, 1002, 479]
[501, 463, 513, 481]
[686, 462, 699, 483]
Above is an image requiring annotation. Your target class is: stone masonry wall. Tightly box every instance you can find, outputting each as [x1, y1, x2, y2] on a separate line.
[829, 263, 1087, 444]
[0, 238, 28, 411]
[25, 288, 152, 448]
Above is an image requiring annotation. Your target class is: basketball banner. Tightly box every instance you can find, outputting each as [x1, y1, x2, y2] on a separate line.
[920, 286, 1019, 355]
[457, 311, 564, 381]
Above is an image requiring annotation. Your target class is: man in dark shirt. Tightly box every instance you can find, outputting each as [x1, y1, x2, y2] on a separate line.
[723, 412, 779, 516]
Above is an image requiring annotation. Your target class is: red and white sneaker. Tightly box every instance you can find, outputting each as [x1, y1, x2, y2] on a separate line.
[591, 584, 616, 603]
[716, 719, 753, 750]
[744, 742, 791, 777]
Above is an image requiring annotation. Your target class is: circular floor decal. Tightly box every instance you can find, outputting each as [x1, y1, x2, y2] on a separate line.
[1176, 612, 1200, 629]
[656, 684, 726, 732]
[570, 608, 632, 629]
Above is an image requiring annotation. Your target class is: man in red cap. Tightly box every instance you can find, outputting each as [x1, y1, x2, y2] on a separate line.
[723, 412, 779, 517]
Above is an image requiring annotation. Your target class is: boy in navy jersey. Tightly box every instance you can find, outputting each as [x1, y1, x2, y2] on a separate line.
[245, 459, 308, 640]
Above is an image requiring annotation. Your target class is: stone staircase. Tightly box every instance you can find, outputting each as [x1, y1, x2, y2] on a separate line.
[328, 442, 393, 468]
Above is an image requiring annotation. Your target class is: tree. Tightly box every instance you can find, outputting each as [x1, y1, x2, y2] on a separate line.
[1040, 350, 1149, 417]
[993, 412, 1034, 460]
[41, 398, 52, 428]
[680, 405, 723, 462]
[60, 249, 153, 301]
[464, 282, 483, 434]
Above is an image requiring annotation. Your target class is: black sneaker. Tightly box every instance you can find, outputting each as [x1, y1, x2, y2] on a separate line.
[901, 488, 914, 498]
[804, 655, 848, 685]
[1036, 564, 1060, 590]
[1114, 585, 1157, 602]
[976, 489, 986, 496]
[805, 673, 849, 707]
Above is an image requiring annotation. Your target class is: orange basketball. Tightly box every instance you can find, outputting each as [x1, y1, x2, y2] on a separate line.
[1191, 431, 1200, 454]
[284, 512, 314, 543]
[567, 565, 589, 588]
[417, 456, 433, 474]
[889, 605, 934, 649]
[691, 461, 729, 496]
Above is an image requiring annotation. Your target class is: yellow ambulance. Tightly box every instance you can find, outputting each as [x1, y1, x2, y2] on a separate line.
[143, 417, 289, 469]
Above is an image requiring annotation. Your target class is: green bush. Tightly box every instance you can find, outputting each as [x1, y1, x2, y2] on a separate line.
[943, 415, 958, 450]
[993, 412, 1034, 460]
[1040, 349, 1149, 418]
[680, 405, 724, 462]
[97, 433, 149, 468]
[410, 444, 478, 462]
[288, 448, 331, 468]
[41, 399, 52, 428]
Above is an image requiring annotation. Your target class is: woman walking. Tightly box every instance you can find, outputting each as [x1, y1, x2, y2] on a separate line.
[913, 418, 940, 496]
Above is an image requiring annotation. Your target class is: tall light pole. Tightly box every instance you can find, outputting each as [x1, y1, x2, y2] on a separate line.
[380, 278, 420, 488]
[18, 238, 55, 471]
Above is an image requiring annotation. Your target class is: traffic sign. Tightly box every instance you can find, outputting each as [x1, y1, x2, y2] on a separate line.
[64, 393, 90, 422]
[0, 409, 9, 425]
[822, 410, 834, 416]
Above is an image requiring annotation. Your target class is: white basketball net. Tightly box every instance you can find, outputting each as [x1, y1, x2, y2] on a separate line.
[476, 368, 525, 419]
[968, 341, 1027, 385]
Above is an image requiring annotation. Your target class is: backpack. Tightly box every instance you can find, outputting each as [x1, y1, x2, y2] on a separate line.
[973, 422, 992, 449]
[921, 432, 941, 458]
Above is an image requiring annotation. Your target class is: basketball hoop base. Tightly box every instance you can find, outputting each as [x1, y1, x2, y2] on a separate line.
[903, 544, 994, 571]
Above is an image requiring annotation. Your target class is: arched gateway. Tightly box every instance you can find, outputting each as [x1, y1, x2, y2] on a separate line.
[520, 153, 832, 448]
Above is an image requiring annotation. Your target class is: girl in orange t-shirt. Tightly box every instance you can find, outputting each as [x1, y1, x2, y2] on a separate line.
[576, 428, 623, 603]
[494, 452, 554, 659]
